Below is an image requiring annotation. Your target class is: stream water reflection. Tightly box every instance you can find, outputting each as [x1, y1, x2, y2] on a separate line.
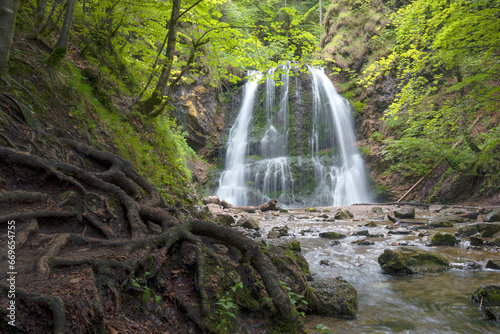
[255, 204, 500, 333]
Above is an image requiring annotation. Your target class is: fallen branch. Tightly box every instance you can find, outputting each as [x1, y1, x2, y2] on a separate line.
[221, 198, 279, 213]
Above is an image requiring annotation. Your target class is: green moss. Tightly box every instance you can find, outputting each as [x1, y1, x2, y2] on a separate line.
[378, 247, 450, 275]
[47, 47, 68, 67]
[430, 233, 459, 246]
[319, 232, 346, 239]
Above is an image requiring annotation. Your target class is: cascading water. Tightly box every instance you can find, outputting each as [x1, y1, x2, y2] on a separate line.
[217, 66, 372, 207]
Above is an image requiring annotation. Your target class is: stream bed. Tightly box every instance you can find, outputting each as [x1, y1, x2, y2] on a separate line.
[252, 204, 500, 333]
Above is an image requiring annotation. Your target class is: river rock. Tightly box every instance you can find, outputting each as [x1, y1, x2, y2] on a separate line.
[394, 207, 415, 219]
[469, 233, 483, 246]
[371, 207, 383, 213]
[352, 230, 369, 236]
[305, 207, 319, 212]
[471, 284, 500, 308]
[215, 213, 235, 226]
[268, 225, 289, 238]
[486, 260, 500, 270]
[430, 233, 459, 246]
[485, 208, 500, 222]
[364, 221, 377, 227]
[310, 277, 358, 319]
[334, 209, 354, 219]
[456, 223, 500, 237]
[319, 232, 346, 239]
[486, 237, 500, 246]
[484, 306, 500, 322]
[202, 196, 221, 205]
[237, 214, 259, 230]
[378, 247, 450, 274]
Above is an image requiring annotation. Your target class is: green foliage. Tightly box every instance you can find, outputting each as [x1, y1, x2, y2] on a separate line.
[214, 282, 243, 333]
[130, 271, 162, 304]
[316, 323, 335, 334]
[360, 0, 500, 190]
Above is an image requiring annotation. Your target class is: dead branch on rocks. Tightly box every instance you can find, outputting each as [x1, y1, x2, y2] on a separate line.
[221, 198, 279, 213]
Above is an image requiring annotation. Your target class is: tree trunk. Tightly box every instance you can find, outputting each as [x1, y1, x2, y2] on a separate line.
[220, 199, 279, 213]
[48, 0, 77, 66]
[141, 0, 182, 114]
[0, 0, 20, 76]
[30, 0, 49, 38]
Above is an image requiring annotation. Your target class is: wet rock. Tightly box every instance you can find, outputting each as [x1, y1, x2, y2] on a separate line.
[471, 284, 500, 308]
[305, 207, 319, 212]
[485, 208, 500, 222]
[388, 230, 412, 235]
[202, 196, 220, 205]
[484, 306, 500, 322]
[325, 217, 336, 222]
[364, 221, 377, 227]
[469, 233, 483, 246]
[371, 207, 383, 213]
[268, 225, 289, 238]
[456, 223, 500, 237]
[310, 277, 358, 319]
[486, 260, 500, 270]
[319, 260, 332, 266]
[352, 240, 374, 246]
[486, 237, 500, 246]
[426, 218, 455, 228]
[334, 209, 354, 219]
[316, 213, 329, 219]
[430, 233, 459, 246]
[237, 214, 259, 230]
[378, 247, 450, 274]
[352, 230, 369, 236]
[328, 240, 341, 246]
[394, 207, 415, 219]
[319, 232, 346, 239]
[215, 213, 235, 226]
[279, 209, 289, 213]
[367, 233, 384, 238]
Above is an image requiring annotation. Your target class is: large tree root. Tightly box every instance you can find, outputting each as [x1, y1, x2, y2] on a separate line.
[0, 137, 307, 333]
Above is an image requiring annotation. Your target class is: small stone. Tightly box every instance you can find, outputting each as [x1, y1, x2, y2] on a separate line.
[334, 209, 354, 219]
[305, 207, 318, 212]
[328, 240, 341, 246]
[364, 221, 377, 227]
[394, 207, 415, 219]
[371, 207, 383, 213]
[352, 230, 369, 236]
[319, 260, 332, 266]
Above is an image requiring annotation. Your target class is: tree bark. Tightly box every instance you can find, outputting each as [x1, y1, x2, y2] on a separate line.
[30, 0, 49, 38]
[0, 0, 20, 76]
[48, 0, 76, 66]
[221, 198, 279, 213]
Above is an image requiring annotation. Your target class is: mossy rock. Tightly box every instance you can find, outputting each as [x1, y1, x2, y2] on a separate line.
[310, 277, 358, 319]
[319, 232, 346, 239]
[334, 209, 354, 219]
[305, 207, 319, 212]
[470, 233, 483, 246]
[377, 247, 450, 275]
[215, 213, 235, 226]
[485, 209, 500, 222]
[456, 223, 500, 237]
[484, 306, 500, 322]
[237, 214, 259, 230]
[471, 284, 500, 308]
[430, 233, 459, 246]
[365, 221, 377, 227]
[427, 220, 454, 228]
[486, 237, 500, 246]
[394, 208, 415, 219]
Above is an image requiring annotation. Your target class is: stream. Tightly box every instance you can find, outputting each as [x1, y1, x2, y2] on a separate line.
[252, 203, 500, 333]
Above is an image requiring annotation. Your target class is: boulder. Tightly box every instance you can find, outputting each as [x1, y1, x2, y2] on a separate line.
[469, 233, 483, 246]
[394, 207, 415, 219]
[319, 232, 346, 239]
[486, 260, 500, 270]
[377, 247, 450, 274]
[334, 209, 354, 219]
[305, 207, 319, 212]
[456, 223, 500, 237]
[237, 214, 260, 230]
[430, 233, 459, 246]
[268, 225, 289, 238]
[310, 277, 358, 319]
[486, 237, 500, 246]
[202, 196, 221, 205]
[215, 213, 235, 226]
[485, 208, 500, 222]
[471, 284, 500, 308]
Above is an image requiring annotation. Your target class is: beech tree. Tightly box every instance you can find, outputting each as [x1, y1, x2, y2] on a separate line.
[360, 0, 500, 185]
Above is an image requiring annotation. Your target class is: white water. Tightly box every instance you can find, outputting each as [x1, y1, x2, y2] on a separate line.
[216, 71, 261, 206]
[217, 66, 372, 207]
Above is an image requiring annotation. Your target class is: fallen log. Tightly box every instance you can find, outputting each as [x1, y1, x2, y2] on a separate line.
[387, 215, 426, 225]
[221, 198, 279, 213]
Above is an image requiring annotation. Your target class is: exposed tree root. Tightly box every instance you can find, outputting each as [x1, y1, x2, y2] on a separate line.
[0, 135, 307, 333]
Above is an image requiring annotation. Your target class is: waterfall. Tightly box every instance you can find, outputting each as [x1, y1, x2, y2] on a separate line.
[217, 66, 372, 207]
